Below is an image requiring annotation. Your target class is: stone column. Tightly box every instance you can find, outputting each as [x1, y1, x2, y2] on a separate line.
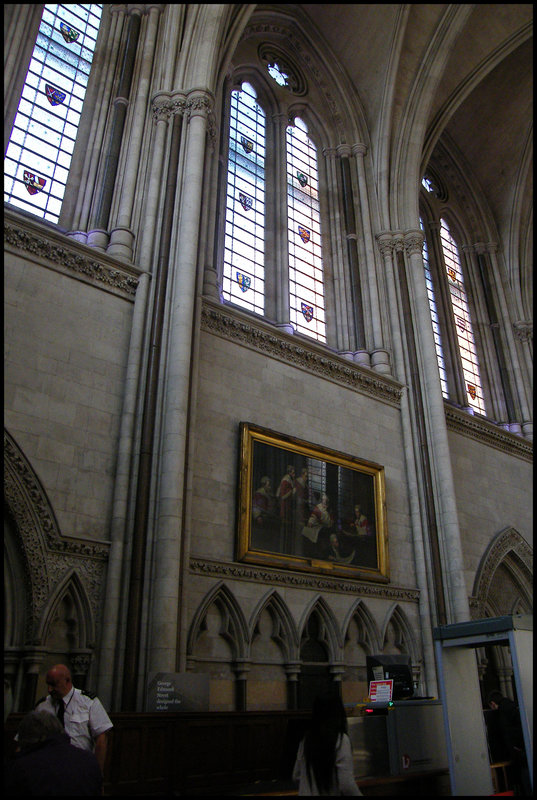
[337, 145, 368, 365]
[352, 143, 390, 374]
[147, 90, 214, 677]
[4, 5, 43, 153]
[403, 229, 470, 624]
[21, 650, 47, 711]
[322, 147, 353, 353]
[512, 321, 533, 441]
[108, 6, 161, 260]
[481, 242, 532, 437]
[88, 7, 143, 249]
[285, 663, 301, 710]
[234, 660, 251, 711]
[376, 230, 438, 694]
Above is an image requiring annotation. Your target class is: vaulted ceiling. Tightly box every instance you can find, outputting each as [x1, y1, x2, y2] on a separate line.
[292, 3, 533, 318]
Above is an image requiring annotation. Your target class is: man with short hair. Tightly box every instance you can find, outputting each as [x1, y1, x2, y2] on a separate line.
[35, 664, 112, 774]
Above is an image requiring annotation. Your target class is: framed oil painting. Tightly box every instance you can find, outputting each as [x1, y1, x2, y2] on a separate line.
[237, 423, 389, 581]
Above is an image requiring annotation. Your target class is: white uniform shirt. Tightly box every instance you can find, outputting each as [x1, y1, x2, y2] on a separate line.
[36, 687, 113, 752]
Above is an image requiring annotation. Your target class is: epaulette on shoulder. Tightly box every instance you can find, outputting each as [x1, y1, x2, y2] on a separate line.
[34, 696, 47, 708]
[81, 689, 97, 699]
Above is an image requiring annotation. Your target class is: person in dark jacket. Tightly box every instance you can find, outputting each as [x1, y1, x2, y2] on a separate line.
[486, 690, 530, 795]
[5, 710, 103, 796]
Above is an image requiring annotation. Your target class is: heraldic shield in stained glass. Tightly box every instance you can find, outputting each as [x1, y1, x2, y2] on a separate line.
[298, 225, 311, 244]
[239, 192, 253, 212]
[240, 136, 254, 154]
[236, 272, 251, 292]
[297, 171, 308, 187]
[301, 302, 314, 322]
[60, 22, 80, 43]
[23, 171, 46, 195]
[45, 84, 66, 106]
[467, 383, 477, 400]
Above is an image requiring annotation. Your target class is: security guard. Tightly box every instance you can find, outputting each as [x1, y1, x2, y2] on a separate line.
[35, 664, 113, 773]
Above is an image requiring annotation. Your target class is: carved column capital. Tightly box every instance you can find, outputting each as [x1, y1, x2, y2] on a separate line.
[351, 142, 367, 158]
[513, 320, 533, 342]
[403, 228, 424, 256]
[151, 91, 186, 121]
[336, 143, 352, 159]
[322, 146, 338, 160]
[376, 231, 395, 258]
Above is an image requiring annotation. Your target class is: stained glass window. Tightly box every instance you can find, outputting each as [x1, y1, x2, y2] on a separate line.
[4, 4, 102, 223]
[420, 218, 448, 397]
[267, 62, 290, 87]
[286, 118, 326, 342]
[223, 82, 266, 314]
[440, 218, 485, 414]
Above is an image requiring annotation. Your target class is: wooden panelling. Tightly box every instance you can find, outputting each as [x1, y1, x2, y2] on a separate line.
[5, 710, 310, 796]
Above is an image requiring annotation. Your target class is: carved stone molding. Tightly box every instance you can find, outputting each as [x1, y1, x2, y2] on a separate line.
[201, 299, 403, 407]
[4, 429, 110, 640]
[240, 20, 345, 141]
[470, 527, 533, 619]
[444, 403, 533, 461]
[4, 212, 140, 298]
[190, 557, 420, 603]
[513, 320, 533, 342]
[151, 89, 217, 147]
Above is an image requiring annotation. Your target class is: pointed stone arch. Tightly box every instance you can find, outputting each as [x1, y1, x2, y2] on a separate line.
[249, 589, 299, 662]
[381, 604, 419, 661]
[297, 596, 344, 708]
[247, 590, 298, 710]
[471, 528, 532, 702]
[186, 582, 251, 709]
[343, 599, 382, 654]
[187, 582, 249, 662]
[4, 429, 109, 709]
[299, 595, 343, 662]
[471, 527, 533, 618]
[341, 600, 381, 706]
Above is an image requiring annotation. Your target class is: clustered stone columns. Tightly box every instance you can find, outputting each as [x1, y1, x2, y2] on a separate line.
[146, 89, 216, 681]
[322, 143, 391, 374]
[473, 242, 532, 439]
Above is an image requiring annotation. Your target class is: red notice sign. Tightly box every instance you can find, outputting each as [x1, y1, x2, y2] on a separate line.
[369, 679, 393, 702]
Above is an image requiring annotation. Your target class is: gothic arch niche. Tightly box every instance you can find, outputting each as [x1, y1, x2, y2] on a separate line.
[3, 429, 109, 710]
[248, 591, 298, 710]
[381, 605, 422, 693]
[341, 601, 380, 706]
[471, 527, 533, 702]
[34, 570, 95, 701]
[298, 597, 342, 709]
[187, 583, 249, 711]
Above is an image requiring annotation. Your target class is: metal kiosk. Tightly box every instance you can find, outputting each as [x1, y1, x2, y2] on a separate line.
[433, 614, 533, 796]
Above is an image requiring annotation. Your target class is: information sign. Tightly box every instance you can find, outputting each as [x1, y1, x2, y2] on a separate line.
[369, 678, 393, 702]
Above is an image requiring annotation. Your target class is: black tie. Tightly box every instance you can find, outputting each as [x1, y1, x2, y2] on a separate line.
[57, 699, 65, 727]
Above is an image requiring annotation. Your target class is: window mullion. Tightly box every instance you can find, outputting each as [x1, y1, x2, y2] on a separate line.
[272, 111, 291, 328]
[427, 220, 468, 406]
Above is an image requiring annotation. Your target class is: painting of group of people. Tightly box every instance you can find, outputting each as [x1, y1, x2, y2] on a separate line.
[248, 443, 379, 571]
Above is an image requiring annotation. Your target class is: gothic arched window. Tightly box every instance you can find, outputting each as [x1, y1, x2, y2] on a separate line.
[220, 55, 328, 344]
[421, 177, 486, 415]
[4, 4, 102, 223]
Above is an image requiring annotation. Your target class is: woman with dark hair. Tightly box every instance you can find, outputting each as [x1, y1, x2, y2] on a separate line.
[292, 692, 362, 795]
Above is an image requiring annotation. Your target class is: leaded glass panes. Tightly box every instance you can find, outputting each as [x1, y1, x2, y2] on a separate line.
[286, 118, 326, 342]
[4, 4, 102, 223]
[420, 218, 448, 397]
[223, 83, 266, 314]
[440, 218, 486, 414]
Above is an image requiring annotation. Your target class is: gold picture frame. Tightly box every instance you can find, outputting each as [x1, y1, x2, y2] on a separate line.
[237, 423, 389, 581]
